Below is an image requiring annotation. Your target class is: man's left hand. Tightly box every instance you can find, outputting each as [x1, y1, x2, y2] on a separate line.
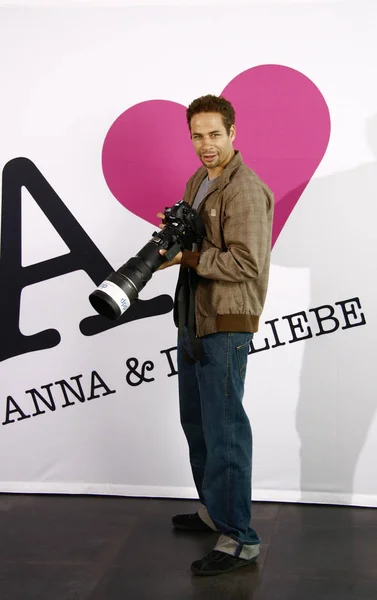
[158, 249, 183, 270]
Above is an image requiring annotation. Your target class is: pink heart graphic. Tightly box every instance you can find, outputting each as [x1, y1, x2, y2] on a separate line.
[102, 65, 331, 248]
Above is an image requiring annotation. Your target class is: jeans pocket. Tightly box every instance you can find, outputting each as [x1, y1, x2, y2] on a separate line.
[236, 337, 252, 380]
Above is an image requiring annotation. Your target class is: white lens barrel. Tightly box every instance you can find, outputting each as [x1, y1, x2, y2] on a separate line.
[97, 280, 131, 316]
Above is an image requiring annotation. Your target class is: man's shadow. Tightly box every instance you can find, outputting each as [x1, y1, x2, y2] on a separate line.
[273, 114, 377, 503]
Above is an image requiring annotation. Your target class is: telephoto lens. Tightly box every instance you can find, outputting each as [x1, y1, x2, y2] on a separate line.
[88, 200, 205, 320]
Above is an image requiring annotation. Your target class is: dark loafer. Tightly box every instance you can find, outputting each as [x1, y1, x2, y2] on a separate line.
[191, 550, 258, 576]
[172, 512, 214, 531]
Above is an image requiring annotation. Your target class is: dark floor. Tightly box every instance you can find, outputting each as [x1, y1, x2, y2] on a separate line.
[0, 494, 376, 600]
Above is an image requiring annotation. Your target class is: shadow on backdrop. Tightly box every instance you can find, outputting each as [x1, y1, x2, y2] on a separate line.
[273, 115, 377, 504]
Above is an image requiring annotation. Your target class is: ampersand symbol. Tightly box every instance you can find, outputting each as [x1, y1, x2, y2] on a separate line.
[126, 357, 155, 387]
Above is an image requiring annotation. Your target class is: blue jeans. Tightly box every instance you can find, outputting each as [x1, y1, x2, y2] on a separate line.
[177, 329, 260, 547]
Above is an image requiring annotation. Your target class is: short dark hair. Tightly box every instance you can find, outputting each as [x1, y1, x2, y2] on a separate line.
[186, 94, 235, 135]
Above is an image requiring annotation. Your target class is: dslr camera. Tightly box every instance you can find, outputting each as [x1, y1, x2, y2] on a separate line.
[89, 200, 205, 320]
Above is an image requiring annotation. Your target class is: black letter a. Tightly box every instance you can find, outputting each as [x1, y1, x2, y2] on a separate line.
[0, 158, 173, 363]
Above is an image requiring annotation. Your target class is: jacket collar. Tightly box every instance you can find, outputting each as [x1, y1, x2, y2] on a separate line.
[218, 150, 243, 186]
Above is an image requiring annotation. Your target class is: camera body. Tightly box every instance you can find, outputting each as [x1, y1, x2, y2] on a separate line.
[159, 200, 205, 257]
[88, 200, 205, 320]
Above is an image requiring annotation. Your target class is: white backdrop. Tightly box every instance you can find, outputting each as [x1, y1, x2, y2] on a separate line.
[0, 0, 376, 507]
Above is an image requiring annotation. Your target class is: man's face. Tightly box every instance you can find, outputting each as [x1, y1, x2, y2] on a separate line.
[190, 112, 236, 177]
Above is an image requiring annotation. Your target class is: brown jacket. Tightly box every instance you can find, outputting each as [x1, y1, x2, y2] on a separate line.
[177, 151, 274, 337]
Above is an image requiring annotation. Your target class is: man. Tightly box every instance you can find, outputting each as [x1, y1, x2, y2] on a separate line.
[158, 95, 274, 576]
